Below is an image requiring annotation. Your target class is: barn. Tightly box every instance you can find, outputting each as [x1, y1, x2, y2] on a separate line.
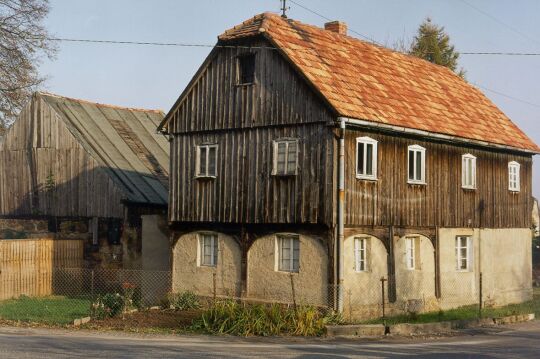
[0, 92, 169, 268]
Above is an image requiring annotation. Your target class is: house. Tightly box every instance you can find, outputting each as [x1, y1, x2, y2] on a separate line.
[0, 92, 169, 268]
[158, 13, 538, 319]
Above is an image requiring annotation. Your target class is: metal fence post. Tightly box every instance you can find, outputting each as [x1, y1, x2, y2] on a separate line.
[381, 277, 387, 321]
[91, 269, 95, 299]
[478, 272, 483, 318]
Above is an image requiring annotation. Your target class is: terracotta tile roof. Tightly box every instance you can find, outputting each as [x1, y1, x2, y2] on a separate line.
[219, 13, 539, 152]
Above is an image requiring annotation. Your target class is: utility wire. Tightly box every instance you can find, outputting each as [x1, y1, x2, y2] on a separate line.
[474, 83, 540, 109]
[288, 0, 382, 46]
[459, 0, 540, 48]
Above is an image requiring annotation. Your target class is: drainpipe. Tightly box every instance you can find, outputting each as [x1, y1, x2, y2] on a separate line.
[337, 117, 346, 313]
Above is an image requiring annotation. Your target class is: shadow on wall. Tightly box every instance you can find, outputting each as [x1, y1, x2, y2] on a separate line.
[0, 166, 167, 269]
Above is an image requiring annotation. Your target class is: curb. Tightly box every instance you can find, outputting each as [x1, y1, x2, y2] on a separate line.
[73, 316, 91, 326]
[325, 313, 535, 337]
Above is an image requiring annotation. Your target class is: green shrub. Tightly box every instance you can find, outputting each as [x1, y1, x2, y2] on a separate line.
[168, 291, 201, 311]
[191, 300, 336, 336]
[91, 293, 124, 319]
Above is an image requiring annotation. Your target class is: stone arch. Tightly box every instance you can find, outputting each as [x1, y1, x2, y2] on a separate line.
[394, 233, 437, 312]
[342, 233, 388, 321]
[246, 232, 327, 306]
[172, 231, 242, 297]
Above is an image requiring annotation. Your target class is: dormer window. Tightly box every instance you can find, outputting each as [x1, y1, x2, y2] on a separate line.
[237, 54, 255, 84]
[356, 136, 378, 180]
[462, 154, 476, 189]
[407, 145, 426, 184]
[508, 161, 520, 192]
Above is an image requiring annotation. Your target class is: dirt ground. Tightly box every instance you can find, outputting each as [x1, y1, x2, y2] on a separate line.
[84, 309, 203, 331]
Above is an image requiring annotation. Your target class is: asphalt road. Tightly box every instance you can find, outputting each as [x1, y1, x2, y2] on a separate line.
[1, 321, 539, 358]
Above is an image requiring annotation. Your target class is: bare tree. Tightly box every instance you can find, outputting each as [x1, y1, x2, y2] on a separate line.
[0, 0, 56, 128]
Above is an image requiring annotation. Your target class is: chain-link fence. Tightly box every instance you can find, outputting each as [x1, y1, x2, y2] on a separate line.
[0, 267, 171, 324]
[0, 266, 537, 326]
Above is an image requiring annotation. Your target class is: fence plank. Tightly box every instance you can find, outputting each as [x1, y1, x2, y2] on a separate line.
[0, 238, 83, 300]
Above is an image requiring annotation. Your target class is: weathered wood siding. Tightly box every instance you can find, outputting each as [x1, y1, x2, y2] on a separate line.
[344, 128, 533, 228]
[0, 96, 124, 218]
[0, 238, 83, 300]
[168, 39, 335, 225]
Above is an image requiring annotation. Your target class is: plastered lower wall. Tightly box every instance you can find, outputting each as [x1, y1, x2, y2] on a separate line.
[172, 231, 242, 297]
[247, 233, 328, 306]
[342, 234, 387, 320]
[438, 227, 532, 309]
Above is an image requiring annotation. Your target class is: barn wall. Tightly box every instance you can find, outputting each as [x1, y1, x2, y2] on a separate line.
[0, 95, 125, 218]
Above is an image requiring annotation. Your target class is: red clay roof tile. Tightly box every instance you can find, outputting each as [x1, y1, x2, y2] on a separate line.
[219, 13, 539, 152]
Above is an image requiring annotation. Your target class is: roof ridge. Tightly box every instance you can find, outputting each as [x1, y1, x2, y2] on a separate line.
[260, 13, 461, 77]
[37, 91, 164, 114]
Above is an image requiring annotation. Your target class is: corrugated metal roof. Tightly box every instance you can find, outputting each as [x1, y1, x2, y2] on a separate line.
[39, 92, 169, 206]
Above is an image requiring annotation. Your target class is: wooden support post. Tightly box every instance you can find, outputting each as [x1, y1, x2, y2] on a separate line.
[387, 226, 397, 303]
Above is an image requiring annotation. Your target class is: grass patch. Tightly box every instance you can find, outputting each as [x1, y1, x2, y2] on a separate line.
[0, 295, 91, 325]
[364, 287, 540, 325]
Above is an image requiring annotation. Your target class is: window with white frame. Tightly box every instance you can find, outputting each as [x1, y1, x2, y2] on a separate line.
[273, 140, 298, 176]
[356, 136, 378, 180]
[196, 144, 218, 177]
[199, 234, 218, 267]
[354, 237, 368, 272]
[462, 154, 476, 189]
[405, 237, 418, 270]
[278, 235, 299, 272]
[508, 161, 520, 192]
[455, 236, 472, 271]
[407, 145, 426, 184]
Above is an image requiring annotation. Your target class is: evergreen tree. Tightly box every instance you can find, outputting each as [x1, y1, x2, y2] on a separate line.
[409, 18, 465, 78]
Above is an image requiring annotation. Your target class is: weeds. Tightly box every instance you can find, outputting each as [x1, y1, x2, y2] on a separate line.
[191, 300, 339, 336]
[167, 291, 201, 311]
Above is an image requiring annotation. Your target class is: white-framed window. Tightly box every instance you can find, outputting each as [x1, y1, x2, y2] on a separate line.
[356, 136, 378, 180]
[455, 236, 473, 271]
[407, 145, 426, 184]
[405, 237, 417, 270]
[508, 161, 520, 192]
[199, 234, 218, 267]
[354, 237, 368, 272]
[272, 139, 298, 176]
[462, 154, 476, 189]
[277, 235, 299, 272]
[196, 144, 218, 178]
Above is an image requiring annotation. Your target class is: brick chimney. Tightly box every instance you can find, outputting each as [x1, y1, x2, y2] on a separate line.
[324, 21, 347, 35]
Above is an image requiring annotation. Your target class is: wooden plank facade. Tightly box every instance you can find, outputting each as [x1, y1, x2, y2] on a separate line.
[344, 128, 533, 229]
[165, 37, 533, 231]
[168, 39, 336, 226]
[0, 95, 125, 218]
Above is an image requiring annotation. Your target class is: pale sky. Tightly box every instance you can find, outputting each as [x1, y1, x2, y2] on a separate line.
[39, 0, 540, 198]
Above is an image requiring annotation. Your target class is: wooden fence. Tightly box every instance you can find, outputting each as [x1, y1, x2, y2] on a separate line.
[0, 238, 83, 300]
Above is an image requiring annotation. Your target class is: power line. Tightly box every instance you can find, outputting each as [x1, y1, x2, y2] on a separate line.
[45, 37, 540, 56]
[459, 0, 540, 48]
[474, 83, 540, 109]
[288, 0, 382, 46]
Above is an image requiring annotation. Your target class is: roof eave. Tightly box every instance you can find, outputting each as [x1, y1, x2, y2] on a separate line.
[338, 116, 540, 155]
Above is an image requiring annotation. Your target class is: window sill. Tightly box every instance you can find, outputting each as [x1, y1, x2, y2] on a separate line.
[509, 189, 520, 193]
[407, 180, 426, 186]
[235, 82, 255, 87]
[462, 186, 476, 191]
[276, 270, 299, 275]
[195, 175, 217, 180]
[356, 175, 377, 181]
